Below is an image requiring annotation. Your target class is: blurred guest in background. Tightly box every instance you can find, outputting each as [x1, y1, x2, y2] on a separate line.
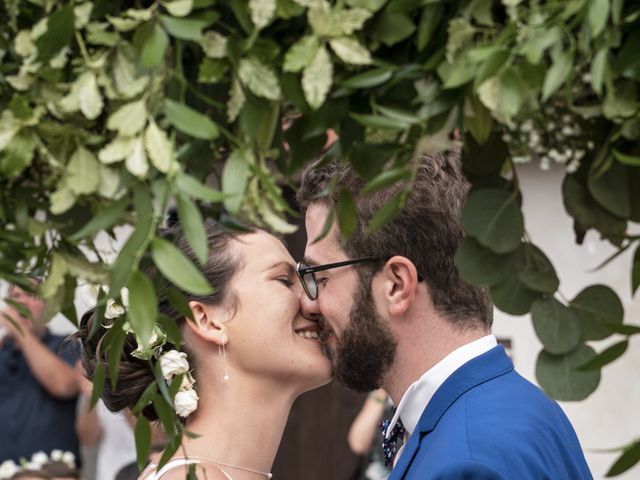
[0, 281, 80, 462]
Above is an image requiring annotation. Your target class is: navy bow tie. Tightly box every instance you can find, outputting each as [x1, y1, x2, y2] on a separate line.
[380, 413, 405, 468]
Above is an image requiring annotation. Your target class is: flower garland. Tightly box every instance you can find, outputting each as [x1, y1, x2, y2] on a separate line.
[103, 288, 199, 418]
[0, 450, 76, 480]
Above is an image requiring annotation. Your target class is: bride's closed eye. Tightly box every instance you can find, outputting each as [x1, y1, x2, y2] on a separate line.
[276, 276, 294, 287]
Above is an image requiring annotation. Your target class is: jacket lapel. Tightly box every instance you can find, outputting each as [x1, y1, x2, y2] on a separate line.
[388, 345, 513, 479]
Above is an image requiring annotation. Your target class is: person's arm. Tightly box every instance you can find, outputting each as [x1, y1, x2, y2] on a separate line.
[347, 389, 389, 455]
[75, 362, 103, 446]
[14, 328, 80, 399]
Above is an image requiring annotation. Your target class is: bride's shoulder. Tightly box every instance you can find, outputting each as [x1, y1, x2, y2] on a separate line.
[139, 460, 231, 480]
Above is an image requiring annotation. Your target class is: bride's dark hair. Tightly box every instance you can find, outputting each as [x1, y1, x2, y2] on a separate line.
[75, 220, 251, 420]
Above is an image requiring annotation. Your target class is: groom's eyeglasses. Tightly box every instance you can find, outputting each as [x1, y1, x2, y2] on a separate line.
[296, 257, 380, 301]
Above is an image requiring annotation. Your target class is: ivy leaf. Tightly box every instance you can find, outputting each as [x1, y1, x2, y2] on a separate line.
[571, 285, 624, 341]
[329, 37, 371, 65]
[249, 0, 276, 29]
[125, 136, 149, 179]
[535, 345, 601, 401]
[107, 100, 147, 137]
[127, 270, 157, 347]
[222, 148, 251, 214]
[238, 58, 282, 100]
[77, 71, 104, 120]
[144, 119, 175, 173]
[176, 194, 208, 264]
[531, 298, 581, 355]
[151, 238, 214, 295]
[164, 99, 219, 140]
[283, 35, 319, 73]
[542, 47, 573, 102]
[462, 189, 524, 254]
[302, 46, 333, 110]
[67, 146, 100, 195]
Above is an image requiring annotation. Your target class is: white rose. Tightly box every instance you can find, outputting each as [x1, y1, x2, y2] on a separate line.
[0, 460, 19, 480]
[174, 389, 199, 418]
[31, 451, 48, 467]
[50, 450, 63, 462]
[159, 350, 189, 380]
[61, 452, 76, 468]
[104, 299, 125, 319]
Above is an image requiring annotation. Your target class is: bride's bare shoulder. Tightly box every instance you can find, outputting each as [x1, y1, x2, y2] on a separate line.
[146, 462, 231, 480]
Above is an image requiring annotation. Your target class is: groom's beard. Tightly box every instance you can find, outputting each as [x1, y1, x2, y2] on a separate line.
[332, 277, 397, 393]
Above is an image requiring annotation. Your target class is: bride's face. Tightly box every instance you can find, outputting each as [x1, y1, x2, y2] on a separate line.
[224, 231, 332, 392]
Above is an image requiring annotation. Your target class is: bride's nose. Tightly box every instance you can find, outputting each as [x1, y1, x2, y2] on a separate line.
[299, 289, 321, 321]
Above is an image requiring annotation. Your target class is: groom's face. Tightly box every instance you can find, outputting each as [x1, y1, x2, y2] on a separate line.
[300, 203, 397, 392]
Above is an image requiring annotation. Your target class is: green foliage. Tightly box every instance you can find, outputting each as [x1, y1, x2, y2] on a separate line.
[1, 0, 639, 473]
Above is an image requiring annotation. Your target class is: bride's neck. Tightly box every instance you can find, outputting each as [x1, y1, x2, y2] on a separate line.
[180, 375, 295, 478]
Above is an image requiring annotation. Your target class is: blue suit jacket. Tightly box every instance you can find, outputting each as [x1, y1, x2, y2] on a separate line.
[389, 346, 592, 480]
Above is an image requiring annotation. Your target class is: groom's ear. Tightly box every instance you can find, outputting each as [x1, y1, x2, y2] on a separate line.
[379, 256, 419, 317]
[185, 301, 229, 346]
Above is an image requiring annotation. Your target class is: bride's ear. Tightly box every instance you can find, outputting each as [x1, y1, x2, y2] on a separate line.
[185, 300, 228, 346]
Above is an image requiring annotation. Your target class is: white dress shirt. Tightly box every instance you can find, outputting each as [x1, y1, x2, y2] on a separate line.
[385, 335, 498, 450]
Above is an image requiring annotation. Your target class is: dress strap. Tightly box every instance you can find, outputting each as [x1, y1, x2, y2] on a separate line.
[141, 458, 233, 480]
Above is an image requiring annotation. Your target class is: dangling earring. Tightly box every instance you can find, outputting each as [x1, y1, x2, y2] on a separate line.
[219, 344, 229, 384]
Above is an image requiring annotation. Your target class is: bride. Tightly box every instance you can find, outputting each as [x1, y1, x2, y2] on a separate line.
[76, 222, 332, 480]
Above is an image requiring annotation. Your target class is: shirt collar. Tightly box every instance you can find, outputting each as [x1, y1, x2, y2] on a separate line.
[385, 334, 497, 438]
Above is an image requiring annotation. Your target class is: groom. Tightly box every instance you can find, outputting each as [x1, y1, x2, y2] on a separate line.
[296, 150, 592, 479]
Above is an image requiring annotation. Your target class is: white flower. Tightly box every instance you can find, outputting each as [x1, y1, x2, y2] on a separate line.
[61, 452, 76, 468]
[50, 450, 63, 462]
[181, 372, 196, 391]
[501, 133, 512, 142]
[31, 451, 48, 467]
[0, 460, 19, 480]
[174, 389, 199, 418]
[104, 298, 125, 319]
[566, 158, 580, 173]
[23, 462, 40, 470]
[159, 350, 189, 380]
[561, 126, 574, 136]
[520, 119, 533, 132]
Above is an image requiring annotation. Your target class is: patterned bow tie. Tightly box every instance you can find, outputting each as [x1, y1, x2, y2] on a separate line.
[380, 412, 405, 468]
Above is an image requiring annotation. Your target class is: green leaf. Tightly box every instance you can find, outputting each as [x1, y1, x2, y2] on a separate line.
[164, 0, 194, 17]
[588, 159, 630, 218]
[108, 325, 126, 390]
[370, 11, 415, 47]
[151, 390, 176, 434]
[633, 244, 640, 296]
[127, 270, 157, 347]
[238, 58, 282, 101]
[464, 94, 493, 145]
[606, 441, 640, 477]
[151, 238, 214, 295]
[66, 146, 100, 195]
[490, 275, 540, 316]
[36, 5, 75, 63]
[591, 47, 607, 96]
[535, 345, 601, 401]
[284, 35, 319, 72]
[531, 298, 582, 355]
[362, 167, 412, 194]
[107, 100, 147, 136]
[160, 14, 211, 41]
[542, 48, 573, 101]
[175, 173, 226, 202]
[499, 68, 525, 119]
[329, 37, 372, 65]
[222, 148, 251, 214]
[144, 119, 175, 174]
[340, 68, 393, 89]
[336, 189, 357, 239]
[198, 58, 227, 83]
[302, 46, 333, 110]
[311, 205, 336, 245]
[41, 253, 68, 299]
[462, 189, 524, 254]
[133, 382, 158, 415]
[612, 149, 640, 167]
[454, 237, 520, 287]
[366, 190, 406, 233]
[90, 363, 105, 409]
[138, 23, 169, 69]
[176, 194, 208, 264]
[417, 3, 443, 52]
[571, 285, 624, 341]
[134, 415, 152, 471]
[349, 113, 409, 130]
[588, 0, 609, 38]
[473, 49, 509, 89]
[518, 244, 559, 294]
[578, 339, 628, 370]
[0, 130, 36, 178]
[164, 99, 219, 140]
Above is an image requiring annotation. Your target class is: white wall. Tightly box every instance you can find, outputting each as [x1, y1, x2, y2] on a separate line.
[492, 163, 640, 479]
